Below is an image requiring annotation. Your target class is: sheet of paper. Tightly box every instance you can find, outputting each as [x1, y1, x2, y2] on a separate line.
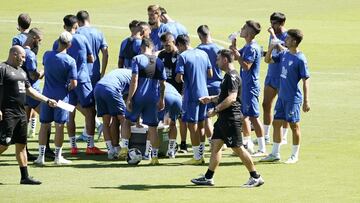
[57, 100, 75, 112]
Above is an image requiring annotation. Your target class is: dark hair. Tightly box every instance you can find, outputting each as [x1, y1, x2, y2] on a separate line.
[129, 20, 139, 29]
[141, 38, 154, 48]
[159, 7, 167, 15]
[18, 13, 31, 30]
[63, 15, 78, 28]
[28, 27, 42, 38]
[270, 12, 286, 23]
[160, 32, 174, 42]
[175, 34, 190, 46]
[287, 29, 303, 46]
[76, 10, 89, 23]
[218, 49, 234, 63]
[147, 5, 160, 14]
[246, 20, 261, 35]
[197, 25, 210, 37]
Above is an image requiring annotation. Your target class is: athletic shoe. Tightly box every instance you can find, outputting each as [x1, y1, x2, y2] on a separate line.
[33, 156, 45, 166]
[149, 157, 160, 165]
[86, 147, 107, 155]
[241, 176, 264, 188]
[107, 151, 118, 160]
[182, 158, 203, 165]
[76, 133, 88, 142]
[54, 156, 72, 165]
[97, 124, 104, 141]
[167, 150, 175, 159]
[27, 153, 37, 162]
[259, 154, 280, 162]
[191, 175, 214, 186]
[70, 147, 78, 156]
[20, 176, 42, 185]
[142, 154, 151, 160]
[45, 148, 55, 161]
[284, 155, 298, 164]
[178, 143, 188, 154]
[252, 150, 268, 158]
[118, 148, 129, 160]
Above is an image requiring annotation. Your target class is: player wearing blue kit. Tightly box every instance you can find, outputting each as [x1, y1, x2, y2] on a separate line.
[94, 68, 131, 159]
[158, 82, 182, 159]
[118, 21, 151, 68]
[12, 14, 31, 47]
[196, 25, 223, 144]
[159, 7, 188, 39]
[175, 34, 213, 165]
[34, 32, 78, 166]
[230, 20, 267, 157]
[262, 12, 289, 145]
[119, 38, 166, 165]
[147, 5, 171, 51]
[261, 29, 310, 164]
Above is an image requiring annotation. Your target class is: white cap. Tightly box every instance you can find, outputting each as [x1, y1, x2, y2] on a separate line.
[59, 31, 73, 44]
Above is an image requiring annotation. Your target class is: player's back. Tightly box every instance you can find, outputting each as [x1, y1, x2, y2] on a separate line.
[12, 33, 27, 46]
[197, 43, 223, 83]
[97, 68, 132, 93]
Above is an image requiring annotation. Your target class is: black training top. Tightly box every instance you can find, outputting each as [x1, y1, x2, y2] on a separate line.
[217, 69, 242, 121]
[0, 62, 30, 117]
[158, 50, 183, 94]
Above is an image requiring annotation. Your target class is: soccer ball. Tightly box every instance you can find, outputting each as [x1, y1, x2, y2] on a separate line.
[126, 148, 142, 165]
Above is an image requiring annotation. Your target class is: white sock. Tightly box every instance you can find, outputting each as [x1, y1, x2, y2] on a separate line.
[69, 136, 77, 148]
[87, 135, 95, 148]
[55, 146, 62, 158]
[121, 138, 129, 149]
[263, 124, 270, 139]
[192, 146, 200, 160]
[272, 142, 281, 156]
[199, 142, 205, 158]
[38, 145, 46, 159]
[282, 128, 288, 141]
[242, 136, 250, 145]
[257, 137, 266, 153]
[105, 140, 113, 152]
[152, 148, 159, 158]
[82, 125, 87, 136]
[95, 117, 101, 128]
[291, 145, 300, 158]
[168, 139, 176, 151]
[30, 117, 37, 133]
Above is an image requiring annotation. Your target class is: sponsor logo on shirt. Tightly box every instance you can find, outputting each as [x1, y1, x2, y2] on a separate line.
[18, 81, 26, 93]
[280, 66, 287, 79]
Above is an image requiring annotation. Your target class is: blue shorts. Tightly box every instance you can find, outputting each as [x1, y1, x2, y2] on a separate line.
[264, 76, 280, 90]
[91, 75, 100, 89]
[40, 99, 69, 124]
[125, 99, 159, 127]
[94, 84, 125, 117]
[207, 83, 221, 109]
[241, 93, 260, 117]
[26, 86, 41, 108]
[182, 101, 207, 123]
[158, 93, 181, 122]
[274, 98, 301, 123]
[69, 82, 94, 108]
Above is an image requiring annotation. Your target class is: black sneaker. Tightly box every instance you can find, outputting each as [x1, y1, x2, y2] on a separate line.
[20, 176, 42, 185]
[45, 148, 55, 161]
[191, 175, 214, 186]
[178, 143, 188, 154]
[27, 153, 37, 162]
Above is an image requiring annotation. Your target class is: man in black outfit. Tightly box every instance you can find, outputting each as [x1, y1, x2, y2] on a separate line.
[191, 49, 264, 188]
[0, 45, 57, 185]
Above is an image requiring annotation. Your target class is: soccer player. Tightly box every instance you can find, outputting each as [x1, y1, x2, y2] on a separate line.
[34, 31, 77, 165]
[262, 12, 289, 145]
[94, 68, 132, 159]
[76, 10, 108, 139]
[261, 29, 310, 164]
[158, 82, 182, 158]
[12, 13, 31, 46]
[230, 20, 267, 157]
[147, 5, 171, 51]
[159, 7, 188, 39]
[0, 45, 57, 185]
[118, 21, 151, 68]
[175, 34, 212, 165]
[158, 32, 188, 153]
[196, 25, 223, 145]
[191, 49, 264, 188]
[119, 38, 166, 165]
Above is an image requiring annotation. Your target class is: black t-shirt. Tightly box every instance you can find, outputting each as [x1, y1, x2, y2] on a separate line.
[158, 50, 183, 94]
[0, 62, 30, 117]
[217, 69, 242, 121]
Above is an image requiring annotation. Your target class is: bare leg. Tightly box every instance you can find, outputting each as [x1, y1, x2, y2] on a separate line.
[208, 139, 224, 171]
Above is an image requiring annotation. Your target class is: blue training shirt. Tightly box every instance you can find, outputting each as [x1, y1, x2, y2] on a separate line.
[273, 50, 310, 103]
[132, 54, 167, 102]
[76, 26, 108, 82]
[23, 48, 40, 89]
[53, 33, 93, 83]
[12, 33, 27, 46]
[197, 43, 223, 85]
[239, 41, 261, 96]
[42, 50, 77, 100]
[175, 48, 211, 101]
[150, 23, 171, 51]
[118, 37, 142, 68]
[266, 31, 288, 78]
[97, 68, 132, 94]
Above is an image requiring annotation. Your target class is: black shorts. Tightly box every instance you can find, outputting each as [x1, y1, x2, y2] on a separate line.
[0, 115, 27, 146]
[212, 119, 243, 148]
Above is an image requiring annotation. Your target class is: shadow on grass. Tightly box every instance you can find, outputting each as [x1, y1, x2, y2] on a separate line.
[91, 184, 238, 191]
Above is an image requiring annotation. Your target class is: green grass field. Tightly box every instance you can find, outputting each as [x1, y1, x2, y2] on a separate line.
[1, 0, 360, 202]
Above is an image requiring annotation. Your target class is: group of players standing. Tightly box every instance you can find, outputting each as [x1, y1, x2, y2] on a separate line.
[0, 5, 310, 187]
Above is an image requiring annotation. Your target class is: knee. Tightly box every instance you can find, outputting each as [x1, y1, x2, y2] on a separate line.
[289, 122, 300, 131]
[273, 120, 282, 128]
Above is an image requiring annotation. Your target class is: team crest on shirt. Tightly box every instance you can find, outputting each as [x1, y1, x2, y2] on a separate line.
[171, 57, 177, 63]
[288, 60, 293, 66]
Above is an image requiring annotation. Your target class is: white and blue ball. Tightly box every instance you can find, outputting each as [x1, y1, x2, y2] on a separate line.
[126, 148, 142, 165]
